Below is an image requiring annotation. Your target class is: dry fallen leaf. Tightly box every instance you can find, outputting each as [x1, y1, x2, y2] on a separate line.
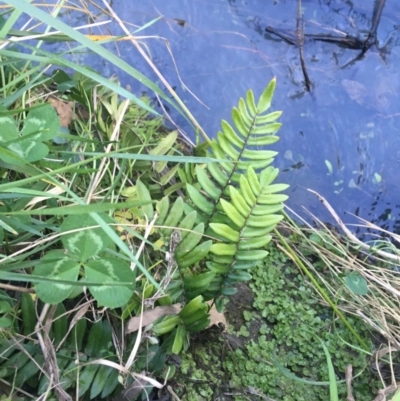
[126, 304, 181, 334]
[206, 301, 228, 332]
[48, 97, 73, 127]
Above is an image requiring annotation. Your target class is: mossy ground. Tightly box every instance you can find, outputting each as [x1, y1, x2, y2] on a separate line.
[171, 242, 382, 400]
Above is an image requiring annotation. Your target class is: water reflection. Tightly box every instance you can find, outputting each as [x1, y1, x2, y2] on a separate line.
[32, 0, 400, 234]
[111, 1, 400, 234]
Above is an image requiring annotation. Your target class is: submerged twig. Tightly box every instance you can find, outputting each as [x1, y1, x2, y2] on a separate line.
[296, 0, 311, 91]
[363, 0, 386, 54]
[266, 0, 388, 71]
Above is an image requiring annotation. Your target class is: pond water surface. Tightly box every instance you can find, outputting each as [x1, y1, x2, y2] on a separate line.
[50, 1, 400, 235]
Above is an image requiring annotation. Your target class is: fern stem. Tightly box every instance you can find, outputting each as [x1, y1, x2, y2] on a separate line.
[274, 227, 370, 352]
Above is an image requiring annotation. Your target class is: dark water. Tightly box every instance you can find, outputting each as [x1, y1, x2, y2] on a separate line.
[45, 1, 400, 234]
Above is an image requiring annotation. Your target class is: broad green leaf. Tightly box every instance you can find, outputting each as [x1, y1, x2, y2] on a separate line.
[85, 257, 135, 308]
[345, 271, 368, 295]
[242, 148, 277, 160]
[0, 115, 18, 140]
[218, 131, 240, 159]
[177, 210, 197, 240]
[175, 223, 204, 257]
[0, 301, 12, 313]
[176, 240, 212, 269]
[0, 105, 59, 164]
[0, 317, 12, 328]
[187, 184, 214, 215]
[11, 141, 49, 163]
[61, 213, 113, 261]
[20, 105, 59, 141]
[34, 250, 80, 304]
[261, 183, 289, 193]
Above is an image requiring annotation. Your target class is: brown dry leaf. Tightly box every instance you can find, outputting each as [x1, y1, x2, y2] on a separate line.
[206, 301, 228, 332]
[48, 97, 73, 127]
[372, 383, 400, 401]
[126, 304, 181, 334]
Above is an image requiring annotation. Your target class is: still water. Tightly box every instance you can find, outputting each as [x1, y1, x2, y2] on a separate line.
[54, 1, 400, 234]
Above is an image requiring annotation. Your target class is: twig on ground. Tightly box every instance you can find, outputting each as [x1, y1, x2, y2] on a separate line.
[36, 304, 72, 401]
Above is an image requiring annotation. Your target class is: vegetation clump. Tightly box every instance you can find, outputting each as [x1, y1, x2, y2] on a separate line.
[224, 243, 379, 400]
[1, 4, 400, 400]
[169, 243, 381, 400]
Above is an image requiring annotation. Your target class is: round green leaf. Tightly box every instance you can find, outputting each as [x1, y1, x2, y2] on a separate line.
[345, 272, 368, 295]
[0, 301, 12, 313]
[0, 317, 12, 328]
[85, 257, 135, 308]
[61, 213, 113, 261]
[22, 141, 49, 163]
[21, 105, 60, 141]
[34, 250, 80, 304]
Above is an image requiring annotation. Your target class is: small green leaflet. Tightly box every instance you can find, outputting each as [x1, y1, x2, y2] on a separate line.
[345, 271, 368, 295]
[85, 257, 134, 308]
[61, 213, 114, 261]
[325, 160, 333, 175]
[0, 104, 59, 165]
[34, 250, 80, 304]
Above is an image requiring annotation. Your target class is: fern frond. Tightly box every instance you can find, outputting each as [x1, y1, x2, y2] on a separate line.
[184, 77, 289, 303]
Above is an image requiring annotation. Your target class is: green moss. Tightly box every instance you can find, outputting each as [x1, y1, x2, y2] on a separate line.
[174, 339, 227, 401]
[225, 243, 379, 400]
[173, 243, 380, 400]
